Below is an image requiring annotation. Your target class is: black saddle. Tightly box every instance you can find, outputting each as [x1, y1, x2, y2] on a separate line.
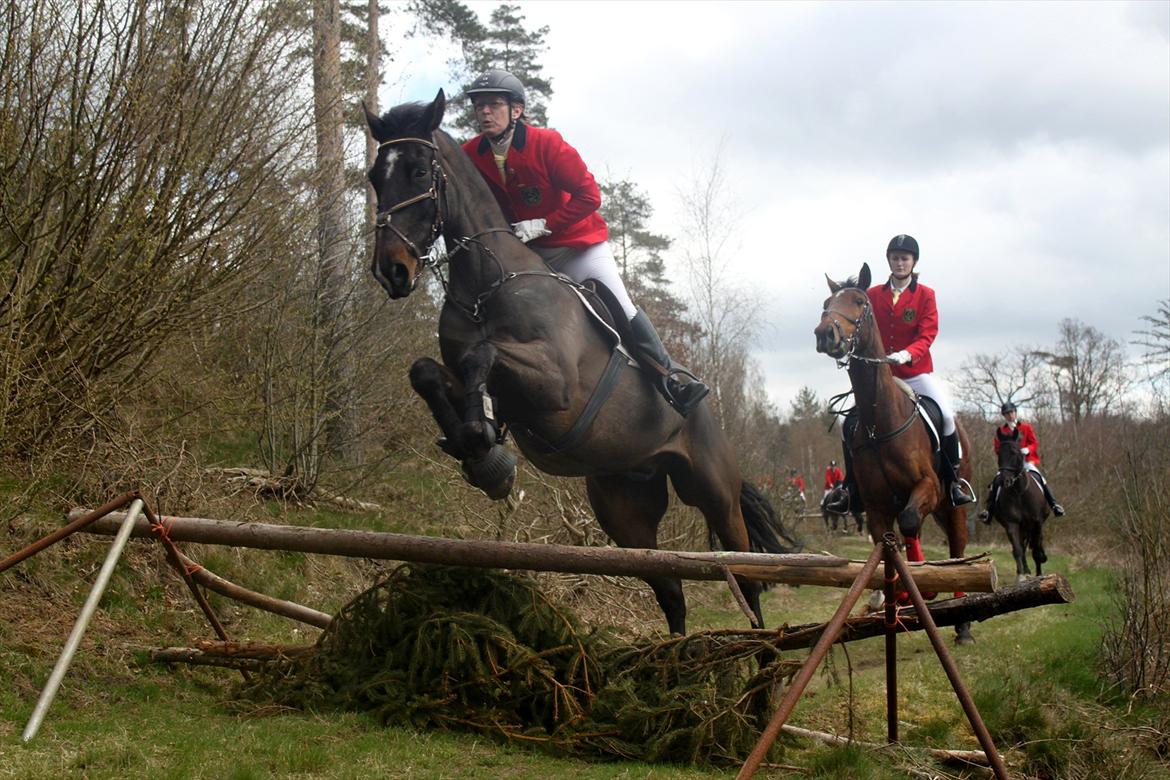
[843, 392, 947, 479]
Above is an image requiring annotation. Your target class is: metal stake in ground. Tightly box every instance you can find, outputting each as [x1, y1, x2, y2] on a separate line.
[884, 540, 899, 744]
[21, 499, 145, 742]
[736, 542, 884, 779]
[882, 532, 1010, 780]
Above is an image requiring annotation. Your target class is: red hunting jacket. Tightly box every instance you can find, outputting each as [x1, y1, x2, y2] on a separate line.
[824, 466, 844, 489]
[994, 421, 1042, 466]
[868, 274, 938, 379]
[462, 121, 609, 249]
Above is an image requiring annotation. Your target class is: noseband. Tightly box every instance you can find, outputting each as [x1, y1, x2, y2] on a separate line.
[822, 292, 880, 367]
[373, 137, 447, 267]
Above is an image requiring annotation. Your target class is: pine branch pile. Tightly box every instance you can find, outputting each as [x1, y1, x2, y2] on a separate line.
[235, 564, 799, 764]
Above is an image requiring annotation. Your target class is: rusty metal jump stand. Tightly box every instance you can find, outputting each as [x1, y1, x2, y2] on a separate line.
[736, 532, 1010, 780]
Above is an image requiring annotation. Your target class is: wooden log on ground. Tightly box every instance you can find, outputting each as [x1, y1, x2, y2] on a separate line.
[780, 724, 991, 766]
[174, 551, 333, 629]
[72, 509, 997, 592]
[150, 641, 314, 670]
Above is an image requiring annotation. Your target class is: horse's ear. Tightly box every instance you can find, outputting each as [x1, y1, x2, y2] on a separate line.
[363, 100, 388, 143]
[859, 263, 871, 290]
[420, 89, 446, 133]
[826, 273, 842, 293]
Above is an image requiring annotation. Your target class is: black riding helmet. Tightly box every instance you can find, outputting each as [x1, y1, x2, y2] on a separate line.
[887, 234, 920, 261]
[466, 69, 525, 143]
[465, 69, 526, 106]
[1001, 401, 1017, 415]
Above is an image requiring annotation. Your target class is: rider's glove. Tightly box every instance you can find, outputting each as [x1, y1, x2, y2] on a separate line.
[887, 350, 912, 365]
[512, 219, 550, 243]
[1020, 446, 1030, 455]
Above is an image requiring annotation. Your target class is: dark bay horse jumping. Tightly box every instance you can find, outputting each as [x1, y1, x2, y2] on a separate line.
[814, 264, 974, 644]
[363, 90, 798, 634]
[988, 435, 1049, 581]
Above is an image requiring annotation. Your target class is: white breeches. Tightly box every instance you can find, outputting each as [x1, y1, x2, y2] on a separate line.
[901, 372, 957, 435]
[531, 242, 637, 319]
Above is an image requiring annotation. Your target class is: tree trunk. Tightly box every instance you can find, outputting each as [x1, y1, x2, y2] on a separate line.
[313, 0, 354, 467]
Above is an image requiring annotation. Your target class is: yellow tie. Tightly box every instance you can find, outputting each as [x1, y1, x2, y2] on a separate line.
[891, 288, 901, 305]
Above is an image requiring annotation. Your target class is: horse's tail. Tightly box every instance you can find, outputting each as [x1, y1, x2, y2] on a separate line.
[740, 481, 803, 555]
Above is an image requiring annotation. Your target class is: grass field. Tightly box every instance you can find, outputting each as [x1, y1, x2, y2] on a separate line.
[2, 502, 1167, 779]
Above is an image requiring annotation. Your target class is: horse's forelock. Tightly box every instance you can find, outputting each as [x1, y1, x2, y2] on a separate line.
[839, 276, 864, 291]
[377, 102, 431, 138]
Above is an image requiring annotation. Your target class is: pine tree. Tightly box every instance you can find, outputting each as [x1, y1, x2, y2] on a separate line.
[599, 178, 699, 359]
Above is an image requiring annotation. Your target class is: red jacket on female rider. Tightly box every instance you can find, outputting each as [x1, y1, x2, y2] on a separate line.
[867, 276, 938, 380]
[461, 121, 608, 249]
[994, 421, 1041, 466]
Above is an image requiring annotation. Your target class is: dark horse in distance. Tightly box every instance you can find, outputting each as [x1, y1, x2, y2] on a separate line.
[814, 264, 974, 644]
[988, 434, 1049, 581]
[363, 91, 798, 634]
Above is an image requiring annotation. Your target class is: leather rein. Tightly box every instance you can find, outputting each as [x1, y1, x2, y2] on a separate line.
[372, 135, 579, 323]
[824, 289, 920, 447]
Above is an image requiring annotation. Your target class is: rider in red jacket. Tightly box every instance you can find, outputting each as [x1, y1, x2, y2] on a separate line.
[979, 401, 1065, 521]
[869, 234, 975, 506]
[823, 460, 844, 496]
[827, 235, 976, 514]
[461, 69, 707, 416]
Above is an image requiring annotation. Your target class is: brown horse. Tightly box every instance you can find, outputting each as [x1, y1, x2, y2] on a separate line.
[988, 434, 1049, 581]
[362, 91, 799, 635]
[814, 263, 974, 644]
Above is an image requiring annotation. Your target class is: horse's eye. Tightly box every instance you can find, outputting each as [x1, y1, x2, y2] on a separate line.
[413, 167, 428, 180]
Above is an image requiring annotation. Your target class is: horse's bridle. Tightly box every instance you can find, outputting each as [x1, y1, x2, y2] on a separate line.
[822, 291, 885, 368]
[824, 289, 921, 447]
[370, 135, 590, 323]
[373, 136, 447, 268]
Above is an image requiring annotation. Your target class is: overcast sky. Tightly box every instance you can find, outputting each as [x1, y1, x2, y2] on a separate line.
[382, 1, 1170, 416]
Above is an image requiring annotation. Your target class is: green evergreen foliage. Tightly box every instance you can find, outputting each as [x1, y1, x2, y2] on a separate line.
[413, 2, 552, 136]
[236, 564, 798, 765]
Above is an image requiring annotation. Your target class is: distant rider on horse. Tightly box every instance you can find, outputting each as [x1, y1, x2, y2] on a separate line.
[827, 234, 977, 511]
[822, 459, 844, 505]
[979, 401, 1065, 522]
[460, 69, 708, 416]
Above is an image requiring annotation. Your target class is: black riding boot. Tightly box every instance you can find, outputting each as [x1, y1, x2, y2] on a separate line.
[1039, 479, 1065, 516]
[825, 435, 862, 513]
[942, 432, 976, 506]
[629, 309, 710, 417]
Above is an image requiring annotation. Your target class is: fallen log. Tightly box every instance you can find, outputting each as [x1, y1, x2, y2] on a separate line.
[709, 573, 1074, 651]
[780, 724, 990, 766]
[174, 551, 333, 629]
[71, 509, 997, 592]
[150, 640, 315, 670]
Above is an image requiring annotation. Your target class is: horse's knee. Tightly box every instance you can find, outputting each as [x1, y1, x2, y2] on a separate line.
[897, 506, 921, 538]
[409, 357, 447, 394]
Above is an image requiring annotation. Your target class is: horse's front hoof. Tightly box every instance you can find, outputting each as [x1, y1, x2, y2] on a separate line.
[461, 445, 517, 500]
[955, 622, 975, 645]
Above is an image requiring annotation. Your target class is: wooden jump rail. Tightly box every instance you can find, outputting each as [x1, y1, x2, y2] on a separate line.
[71, 509, 998, 593]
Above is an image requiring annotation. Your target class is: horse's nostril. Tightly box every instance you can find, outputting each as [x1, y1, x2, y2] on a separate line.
[391, 263, 410, 290]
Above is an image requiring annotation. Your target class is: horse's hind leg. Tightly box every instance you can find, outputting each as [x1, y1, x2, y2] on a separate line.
[585, 473, 684, 633]
[936, 505, 975, 645]
[670, 455, 767, 630]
